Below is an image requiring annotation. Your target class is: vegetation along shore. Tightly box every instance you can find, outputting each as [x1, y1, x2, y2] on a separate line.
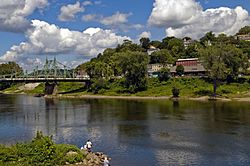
[0, 131, 110, 166]
[1, 26, 250, 100]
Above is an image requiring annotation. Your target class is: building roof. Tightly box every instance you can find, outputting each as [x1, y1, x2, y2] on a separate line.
[177, 58, 199, 61]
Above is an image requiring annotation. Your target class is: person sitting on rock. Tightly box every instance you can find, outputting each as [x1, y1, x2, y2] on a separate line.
[85, 139, 92, 152]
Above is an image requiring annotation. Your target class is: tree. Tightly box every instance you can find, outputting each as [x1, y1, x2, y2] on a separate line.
[116, 40, 143, 52]
[176, 65, 184, 76]
[0, 62, 23, 76]
[200, 31, 216, 46]
[149, 40, 161, 48]
[0, 62, 23, 90]
[199, 45, 248, 97]
[117, 51, 149, 93]
[237, 26, 250, 35]
[150, 49, 174, 64]
[158, 68, 170, 82]
[139, 37, 150, 50]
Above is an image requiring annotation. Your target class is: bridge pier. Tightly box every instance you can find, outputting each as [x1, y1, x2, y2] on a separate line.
[44, 82, 58, 95]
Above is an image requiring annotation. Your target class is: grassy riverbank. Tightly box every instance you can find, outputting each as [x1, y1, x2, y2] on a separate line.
[0, 132, 85, 166]
[2, 77, 250, 100]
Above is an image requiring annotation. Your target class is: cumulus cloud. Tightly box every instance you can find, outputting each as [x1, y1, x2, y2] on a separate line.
[82, 14, 97, 22]
[82, 12, 143, 32]
[0, 0, 48, 32]
[100, 12, 132, 26]
[82, 1, 93, 6]
[58, 1, 84, 21]
[0, 20, 130, 68]
[148, 0, 250, 39]
[139, 31, 151, 38]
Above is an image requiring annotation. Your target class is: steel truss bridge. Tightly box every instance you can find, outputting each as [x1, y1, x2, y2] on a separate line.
[0, 57, 90, 83]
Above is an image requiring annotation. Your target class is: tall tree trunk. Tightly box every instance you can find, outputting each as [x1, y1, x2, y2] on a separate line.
[213, 78, 217, 97]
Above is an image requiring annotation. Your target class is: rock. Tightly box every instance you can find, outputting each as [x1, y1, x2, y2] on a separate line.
[66, 151, 78, 156]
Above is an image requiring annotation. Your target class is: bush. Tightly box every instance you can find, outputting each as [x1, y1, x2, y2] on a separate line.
[172, 87, 180, 97]
[0, 131, 86, 166]
[195, 89, 212, 96]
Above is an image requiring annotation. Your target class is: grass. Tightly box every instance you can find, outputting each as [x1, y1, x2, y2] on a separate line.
[1, 77, 250, 98]
[0, 131, 85, 166]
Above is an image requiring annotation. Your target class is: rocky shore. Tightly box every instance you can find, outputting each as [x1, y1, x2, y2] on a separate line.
[65, 150, 111, 166]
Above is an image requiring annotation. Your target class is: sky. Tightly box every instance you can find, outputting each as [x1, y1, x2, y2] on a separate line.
[0, 0, 249, 70]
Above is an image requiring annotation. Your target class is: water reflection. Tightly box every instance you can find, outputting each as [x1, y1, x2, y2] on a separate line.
[0, 95, 250, 165]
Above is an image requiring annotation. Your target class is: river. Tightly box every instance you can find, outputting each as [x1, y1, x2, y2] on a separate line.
[0, 94, 250, 165]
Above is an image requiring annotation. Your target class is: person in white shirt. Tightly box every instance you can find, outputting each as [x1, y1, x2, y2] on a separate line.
[85, 140, 92, 152]
[103, 157, 110, 166]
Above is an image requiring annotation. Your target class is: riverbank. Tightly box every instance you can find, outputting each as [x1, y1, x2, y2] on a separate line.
[0, 131, 110, 166]
[1, 77, 250, 102]
[44, 94, 250, 102]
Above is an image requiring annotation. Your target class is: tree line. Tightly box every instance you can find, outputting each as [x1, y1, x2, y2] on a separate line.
[77, 26, 250, 95]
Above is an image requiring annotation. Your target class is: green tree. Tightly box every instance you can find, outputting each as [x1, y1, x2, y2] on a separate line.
[149, 40, 162, 48]
[0, 62, 23, 76]
[200, 31, 216, 46]
[237, 26, 250, 35]
[117, 51, 149, 93]
[158, 68, 170, 82]
[176, 65, 184, 76]
[199, 45, 248, 96]
[140, 37, 150, 50]
[150, 49, 174, 64]
[0, 62, 23, 90]
[116, 40, 143, 52]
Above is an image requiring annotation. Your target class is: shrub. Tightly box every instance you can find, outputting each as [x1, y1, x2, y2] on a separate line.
[0, 131, 86, 166]
[172, 87, 180, 97]
[194, 89, 212, 96]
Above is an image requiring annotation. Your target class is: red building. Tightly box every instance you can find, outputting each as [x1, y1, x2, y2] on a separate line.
[176, 58, 198, 66]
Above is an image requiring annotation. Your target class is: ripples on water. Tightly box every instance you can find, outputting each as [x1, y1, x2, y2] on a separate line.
[0, 94, 250, 165]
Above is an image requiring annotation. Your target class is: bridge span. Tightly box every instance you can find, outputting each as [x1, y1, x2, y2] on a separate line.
[0, 77, 90, 83]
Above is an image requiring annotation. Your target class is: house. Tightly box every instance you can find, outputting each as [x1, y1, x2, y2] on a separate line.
[176, 58, 199, 66]
[147, 63, 172, 77]
[236, 34, 250, 41]
[147, 45, 160, 55]
[170, 58, 206, 76]
[183, 37, 193, 49]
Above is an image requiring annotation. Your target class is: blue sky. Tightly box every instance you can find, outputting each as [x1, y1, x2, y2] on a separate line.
[0, 0, 249, 70]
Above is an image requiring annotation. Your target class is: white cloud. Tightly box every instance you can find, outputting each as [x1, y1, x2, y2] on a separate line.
[139, 31, 151, 38]
[0, 20, 130, 69]
[82, 14, 97, 22]
[148, 0, 250, 39]
[82, 12, 143, 32]
[58, 1, 84, 21]
[82, 1, 93, 6]
[0, 0, 48, 32]
[100, 12, 132, 26]
[94, 1, 102, 5]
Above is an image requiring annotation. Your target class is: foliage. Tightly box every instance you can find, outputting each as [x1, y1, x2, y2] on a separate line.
[199, 45, 248, 96]
[140, 37, 150, 50]
[172, 87, 180, 97]
[0, 131, 85, 166]
[0, 62, 23, 76]
[117, 51, 149, 93]
[0, 62, 23, 90]
[236, 26, 250, 35]
[89, 78, 110, 94]
[176, 65, 184, 76]
[150, 49, 174, 64]
[158, 68, 170, 82]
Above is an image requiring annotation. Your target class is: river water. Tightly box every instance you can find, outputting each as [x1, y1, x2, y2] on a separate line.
[0, 94, 250, 166]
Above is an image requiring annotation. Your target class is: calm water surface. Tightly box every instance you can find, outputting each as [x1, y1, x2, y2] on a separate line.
[0, 94, 250, 166]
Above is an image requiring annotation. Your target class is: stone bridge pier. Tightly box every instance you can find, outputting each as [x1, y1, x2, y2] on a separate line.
[44, 82, 58, 95]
